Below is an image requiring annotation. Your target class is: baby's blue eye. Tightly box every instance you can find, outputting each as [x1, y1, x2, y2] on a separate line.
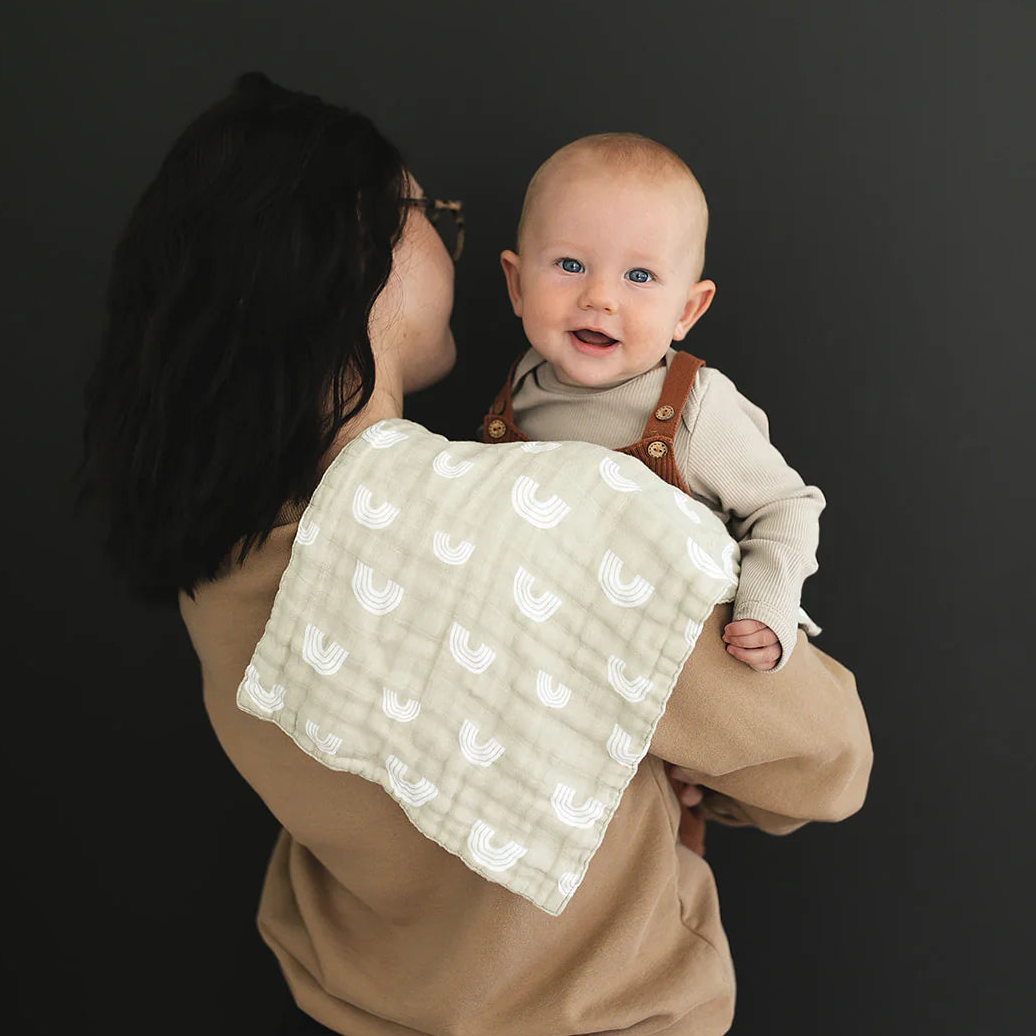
[626, 268, 652, 284]
[558, 258, 584, 274]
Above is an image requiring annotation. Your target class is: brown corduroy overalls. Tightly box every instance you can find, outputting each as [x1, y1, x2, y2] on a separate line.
[481, 349, 710, 856]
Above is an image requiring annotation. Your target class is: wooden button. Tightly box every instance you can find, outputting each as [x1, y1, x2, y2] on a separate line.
[654, 404, 675, 421]
[647, 440, 668, 459]
[491, 398, 505, 414]
[487, 418, 507, 439]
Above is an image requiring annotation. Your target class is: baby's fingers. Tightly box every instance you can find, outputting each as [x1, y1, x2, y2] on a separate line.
[723, 622, 778, 648]
[726, 643, 781, 671]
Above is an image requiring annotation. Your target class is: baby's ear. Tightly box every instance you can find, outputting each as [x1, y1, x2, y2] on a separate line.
[672, 279, 716, 340]
[500, 250, 524, 317]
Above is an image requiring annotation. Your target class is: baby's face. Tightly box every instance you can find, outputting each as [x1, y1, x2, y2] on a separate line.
[502, 161, 712, 389]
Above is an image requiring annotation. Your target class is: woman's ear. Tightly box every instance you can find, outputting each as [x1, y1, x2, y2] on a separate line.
[672, 280, 716, 341]
[500, 250, 524, 317]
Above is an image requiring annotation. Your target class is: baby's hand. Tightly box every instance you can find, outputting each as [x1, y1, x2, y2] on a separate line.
[723, 619, 781, 672]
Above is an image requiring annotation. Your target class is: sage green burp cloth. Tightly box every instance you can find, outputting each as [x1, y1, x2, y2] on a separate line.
[237, 419, 739, 916]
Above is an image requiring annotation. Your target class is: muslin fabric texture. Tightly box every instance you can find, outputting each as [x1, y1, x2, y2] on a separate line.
[237, 418, 740, 915]
[180, 416, 871, 1035]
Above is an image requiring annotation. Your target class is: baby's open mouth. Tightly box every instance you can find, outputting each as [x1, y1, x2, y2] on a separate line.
[572, 329, 617, 346]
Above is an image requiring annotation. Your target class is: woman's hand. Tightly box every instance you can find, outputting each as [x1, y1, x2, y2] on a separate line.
[665, 764, 707, 856]
[668, 767, 703, 807]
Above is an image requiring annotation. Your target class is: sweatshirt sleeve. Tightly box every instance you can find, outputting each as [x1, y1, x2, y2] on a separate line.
[651, 604, 872, 834]
[679, 368, 826, 669]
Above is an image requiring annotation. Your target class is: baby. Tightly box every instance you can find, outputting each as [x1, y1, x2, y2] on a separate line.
[483, 133, 825, 674]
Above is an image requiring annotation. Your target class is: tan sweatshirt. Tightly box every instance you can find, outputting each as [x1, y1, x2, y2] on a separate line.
[510, 348, 826, 667]
[180, 516, 870, 1036]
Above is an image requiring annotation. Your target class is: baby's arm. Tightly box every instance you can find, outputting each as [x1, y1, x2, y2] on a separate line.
[679, 367, 825, 672]
[653, 605, 871, 832]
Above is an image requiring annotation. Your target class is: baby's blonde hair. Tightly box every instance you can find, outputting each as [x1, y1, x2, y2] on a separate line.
[516, 132, 709, 277]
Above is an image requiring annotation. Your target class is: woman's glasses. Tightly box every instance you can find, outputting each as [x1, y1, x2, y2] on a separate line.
[405, 197, 465, 261]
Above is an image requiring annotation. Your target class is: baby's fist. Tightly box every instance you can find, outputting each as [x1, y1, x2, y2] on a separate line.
[723, 619, 781, 672]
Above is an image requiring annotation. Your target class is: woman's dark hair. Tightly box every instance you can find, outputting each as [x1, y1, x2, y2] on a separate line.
[81, 72, 408, 604]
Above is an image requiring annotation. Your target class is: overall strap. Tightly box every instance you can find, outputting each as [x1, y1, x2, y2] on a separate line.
[617, 351, 705, 496]
[482, 354, 531, 443]
[639, 351, 706, 439]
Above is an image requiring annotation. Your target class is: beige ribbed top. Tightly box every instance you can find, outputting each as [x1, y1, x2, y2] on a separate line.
[510, 348, 826, 668]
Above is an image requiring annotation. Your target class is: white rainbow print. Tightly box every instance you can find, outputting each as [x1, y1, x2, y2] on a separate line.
[535, 670, 571, 709]
[513, 566, 563, 623]
[597, 550, 655, 608]
[606, 724, 643, 767]
[557, 871, 581, 897]
[432, 530, 475, 566]
[382, 687, 421, 723]
[687, 538, 729, 583]
[351, 485, 400, 529]
[295, 515, 319, 545]
[510, 475, 571, 529]
[599, 456, 642, 492]
[458, 720, 505, 767]
[448, 622, 496, 674]
[361, 421, 409, 449]
[304, 720, 342, 755]
[721, 542, 739, 584]
[302, 623, 348, 676]
[551, 784, 606, 829]
[243, 664, 286, 713]
[606, 655, 653, 703]
[521, 441, 562, 453]
[352, 560, 405, 615]
[673, 489, 701, 523]
[467, 820, 528, 872]
[386, 754, 438, 807]
[432, 450, 475, 478]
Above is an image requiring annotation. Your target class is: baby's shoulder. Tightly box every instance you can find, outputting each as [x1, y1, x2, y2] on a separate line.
[690, 363, 730, 393]
[680, 364, 770, 438]
[682, 364, 737, 419]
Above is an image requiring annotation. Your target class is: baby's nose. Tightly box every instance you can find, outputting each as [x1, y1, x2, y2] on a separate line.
[578, 277, 618, 314]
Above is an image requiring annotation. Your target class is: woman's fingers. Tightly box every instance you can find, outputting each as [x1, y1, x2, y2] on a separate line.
[680, 784, 704, 807]
[668, 767, 705, 806]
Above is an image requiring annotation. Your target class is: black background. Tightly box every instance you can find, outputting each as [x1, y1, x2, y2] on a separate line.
[3, 1, 1033, 1033]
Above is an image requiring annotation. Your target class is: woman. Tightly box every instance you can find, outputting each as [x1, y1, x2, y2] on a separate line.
[82, 74, 871, 1035]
